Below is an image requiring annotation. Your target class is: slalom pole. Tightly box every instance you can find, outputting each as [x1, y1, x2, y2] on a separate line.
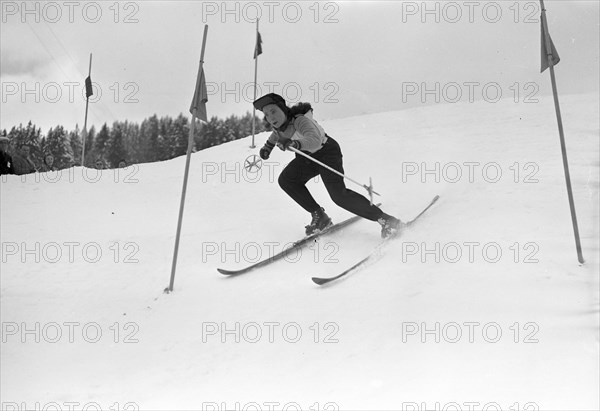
[250, 19, 260, 148]
[287, 146, 380, 203]
[540, 0, 584, 264]
[81, 53, 92, 167]
[166, 25, 209, 293]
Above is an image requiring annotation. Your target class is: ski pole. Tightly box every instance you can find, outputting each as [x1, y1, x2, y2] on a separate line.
[287, 146, 380, 203]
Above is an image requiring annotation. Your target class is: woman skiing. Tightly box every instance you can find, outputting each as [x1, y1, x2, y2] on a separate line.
[254, 93, 402, 238]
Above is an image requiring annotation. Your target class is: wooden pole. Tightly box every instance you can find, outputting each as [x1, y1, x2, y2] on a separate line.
[167, 25, 209, 293]
[81, 53, 92, 167]
[539, 0, 584, 264]
[251, 19, 260, 148]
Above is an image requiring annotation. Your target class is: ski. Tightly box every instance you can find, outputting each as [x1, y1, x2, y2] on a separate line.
[311, 195, 440, 285]
[217, 205, 381, 276]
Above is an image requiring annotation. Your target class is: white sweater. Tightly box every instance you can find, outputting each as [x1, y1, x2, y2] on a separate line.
[265, 112, 328, 153]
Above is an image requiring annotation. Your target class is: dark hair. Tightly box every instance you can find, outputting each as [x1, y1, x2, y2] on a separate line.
[262, 101, 313, 131]
[279, 103, 291, 118]
[289, 102, 313, 118]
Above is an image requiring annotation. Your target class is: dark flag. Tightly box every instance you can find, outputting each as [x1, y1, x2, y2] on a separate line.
[85, 76, 93, 98]
[540, 21, 560, 73]
[254, 31, 262, 59]
[189, 62, 208, 122]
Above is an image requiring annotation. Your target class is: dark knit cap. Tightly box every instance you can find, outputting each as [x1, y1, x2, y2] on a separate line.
[253, 93, 287, 112]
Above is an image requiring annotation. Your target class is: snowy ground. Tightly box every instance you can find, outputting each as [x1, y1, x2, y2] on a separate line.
[1, 94, 599, 410]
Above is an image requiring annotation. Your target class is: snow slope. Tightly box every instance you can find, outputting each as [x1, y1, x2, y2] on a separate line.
[1, 93, 599, 410]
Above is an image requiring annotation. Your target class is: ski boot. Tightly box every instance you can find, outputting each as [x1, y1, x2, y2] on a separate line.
[305, 207, 333, 236]
[378, 213, 404, 239]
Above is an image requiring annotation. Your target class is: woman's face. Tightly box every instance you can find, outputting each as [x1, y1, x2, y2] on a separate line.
[262, 104, 287, 129]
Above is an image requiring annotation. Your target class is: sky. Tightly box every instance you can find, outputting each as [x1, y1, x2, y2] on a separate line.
[1, 0, 599, 133]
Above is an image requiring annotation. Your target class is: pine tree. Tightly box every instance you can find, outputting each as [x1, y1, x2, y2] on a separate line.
[157, 116, 171, 161]
[69, 124, 82, 166]
[198, 117, 218, 150]
[106, 121, 128, 168]
[224, 115, 239, 143]
[93, 123, 110, 165]
[25, 122, 42, 168]
[123, 121, 141, 164]
[169, 114, 190, 158]
[140, 115, 159, 162]
[7, 125, 20, 153]
[45, 125, 74, 169]
[83, 126, 96, 167]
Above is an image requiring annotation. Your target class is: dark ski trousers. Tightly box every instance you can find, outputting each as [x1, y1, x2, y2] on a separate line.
[278, 136, 383, 221]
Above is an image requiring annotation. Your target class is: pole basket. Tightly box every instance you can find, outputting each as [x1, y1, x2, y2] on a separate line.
[364, 177, 376, 205]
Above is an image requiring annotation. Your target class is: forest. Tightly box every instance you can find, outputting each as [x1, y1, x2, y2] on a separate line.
[1, 112, 268, 172]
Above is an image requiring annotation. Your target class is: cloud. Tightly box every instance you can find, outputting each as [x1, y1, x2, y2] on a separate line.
[0, 51, 48, 77]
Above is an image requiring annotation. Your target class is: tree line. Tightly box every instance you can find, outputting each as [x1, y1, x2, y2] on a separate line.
[1, 112, 268, 172]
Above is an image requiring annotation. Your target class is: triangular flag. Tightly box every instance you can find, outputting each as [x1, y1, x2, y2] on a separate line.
[254, 31, 262, 59]
[189, 62, 208, 122]
[85, 75, 93, 98]
[541, 21, 560, 73]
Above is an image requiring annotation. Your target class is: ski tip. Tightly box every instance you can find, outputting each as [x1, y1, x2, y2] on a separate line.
[311, 277, 330, 285]
[217, 268, 238, 275]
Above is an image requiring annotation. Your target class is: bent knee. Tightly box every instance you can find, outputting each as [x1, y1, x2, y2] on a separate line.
[328, 190, 348, 206]
[278, 172, 287, 189]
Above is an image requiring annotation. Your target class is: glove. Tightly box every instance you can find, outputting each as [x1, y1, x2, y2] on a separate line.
[259, 141, 274, 160]
[279, 139, 301, 151]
